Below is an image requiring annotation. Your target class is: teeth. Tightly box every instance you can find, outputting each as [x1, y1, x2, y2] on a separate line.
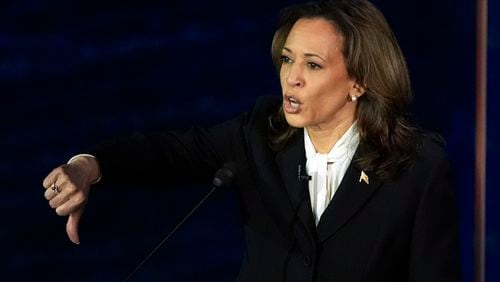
[290, 101, 299, 109]
[287, 96, 300, 109]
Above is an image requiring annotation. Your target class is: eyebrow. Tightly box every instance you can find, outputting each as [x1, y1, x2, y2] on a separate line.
[283, 47, 327, 62]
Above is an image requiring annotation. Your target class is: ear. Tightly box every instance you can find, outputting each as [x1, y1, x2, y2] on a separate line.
[351, 83, 366, 97]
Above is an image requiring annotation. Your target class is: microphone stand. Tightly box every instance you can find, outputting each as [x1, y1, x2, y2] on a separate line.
[124, 186, 217, 281]
[124, 162, 237, 281]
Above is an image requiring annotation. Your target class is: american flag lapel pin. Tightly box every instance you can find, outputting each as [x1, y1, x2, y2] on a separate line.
[359, 170, 369, 184]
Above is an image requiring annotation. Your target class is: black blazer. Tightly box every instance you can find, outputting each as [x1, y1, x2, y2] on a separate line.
[92, 96, 460, 282]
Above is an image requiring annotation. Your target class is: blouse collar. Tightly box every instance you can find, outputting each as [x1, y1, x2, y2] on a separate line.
[304, 121, 360, 161]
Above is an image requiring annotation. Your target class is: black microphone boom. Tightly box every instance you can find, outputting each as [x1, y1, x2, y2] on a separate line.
[124, 162, 238, 281]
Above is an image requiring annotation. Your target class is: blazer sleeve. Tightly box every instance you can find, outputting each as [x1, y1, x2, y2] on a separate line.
[89, 112, 249, 187]
[409, 142, 461, 281]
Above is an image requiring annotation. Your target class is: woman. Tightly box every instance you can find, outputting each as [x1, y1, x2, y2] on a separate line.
[43, 0, 460, 281]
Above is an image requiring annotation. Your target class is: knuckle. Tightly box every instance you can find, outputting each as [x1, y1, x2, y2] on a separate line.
[59, 174, 70, 184]
[60, 164, 70, 173]
[65, 180, 82, 192]
[64, 184, 76, 193]
[53, 167, 65, 177]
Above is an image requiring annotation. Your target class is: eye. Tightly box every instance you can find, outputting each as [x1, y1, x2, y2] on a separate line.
[280, 55, 292, 64]
[307, 62, 322, 70]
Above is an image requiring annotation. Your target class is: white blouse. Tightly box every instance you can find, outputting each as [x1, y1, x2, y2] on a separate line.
[304, 122, 360, 225]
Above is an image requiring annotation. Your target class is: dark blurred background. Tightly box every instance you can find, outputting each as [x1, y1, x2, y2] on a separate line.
[2, 0, 498, 281]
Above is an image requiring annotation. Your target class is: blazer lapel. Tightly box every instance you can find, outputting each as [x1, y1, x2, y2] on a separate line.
[275, 131, 316, 234]
[316, 159, 383, 242]
[246, 124, 307, 244]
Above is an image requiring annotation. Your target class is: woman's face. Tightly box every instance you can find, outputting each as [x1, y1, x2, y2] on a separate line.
[280, 18, 361, 130]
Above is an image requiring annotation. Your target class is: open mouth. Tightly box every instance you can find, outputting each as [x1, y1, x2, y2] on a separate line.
[288, 96, 300, 109]
[284, 95, 302, 113]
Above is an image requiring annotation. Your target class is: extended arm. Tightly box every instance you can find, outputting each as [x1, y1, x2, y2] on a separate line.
[42, 113, 249, 243]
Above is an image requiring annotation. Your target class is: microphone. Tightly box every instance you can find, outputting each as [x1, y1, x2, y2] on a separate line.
[213, 162, 238, 187]
[297, 165, 311, 182]
[124, 162, 238, 281]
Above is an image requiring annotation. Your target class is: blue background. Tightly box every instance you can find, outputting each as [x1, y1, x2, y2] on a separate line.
[2, 0, 498, 281]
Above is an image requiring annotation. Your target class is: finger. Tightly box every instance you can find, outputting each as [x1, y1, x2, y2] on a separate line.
[43, 167, 64, 189]
[66, 209, 83, 244]
[48, 188, 73, 209]
[44, 182, 65, 201]
[55, 192, 85, 216]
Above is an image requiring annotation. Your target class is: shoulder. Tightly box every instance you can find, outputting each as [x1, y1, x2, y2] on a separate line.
[383, 132, 453, 198]
[400, 131, 451, 184]
[416, 132, 448, 164]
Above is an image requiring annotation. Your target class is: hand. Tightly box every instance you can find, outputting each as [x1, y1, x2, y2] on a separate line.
[42, 156, 100, 244]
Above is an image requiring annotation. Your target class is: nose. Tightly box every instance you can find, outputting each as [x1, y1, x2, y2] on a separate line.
[285, 64, 304, 88]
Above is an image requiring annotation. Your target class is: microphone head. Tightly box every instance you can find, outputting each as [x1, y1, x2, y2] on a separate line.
[212, 162, 239, 188]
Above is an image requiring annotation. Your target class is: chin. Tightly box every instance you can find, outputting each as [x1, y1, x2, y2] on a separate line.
[284, 113, 306, 128]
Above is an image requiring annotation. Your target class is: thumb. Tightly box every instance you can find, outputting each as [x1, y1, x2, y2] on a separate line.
[66, 209, 83, 245]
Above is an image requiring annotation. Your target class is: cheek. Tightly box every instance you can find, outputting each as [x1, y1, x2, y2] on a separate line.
[279, 67, 288, 88]
[309, 83, 341, 105]
[308, 97, 334, 117]
[306, 85, 348, 115]
[313, 75, 351, 103]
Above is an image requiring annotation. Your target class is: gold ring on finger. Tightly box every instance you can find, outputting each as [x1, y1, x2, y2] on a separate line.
[50, 184, 61, 194]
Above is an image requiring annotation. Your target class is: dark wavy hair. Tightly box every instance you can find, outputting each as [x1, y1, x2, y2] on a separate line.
[268, 0, 420, 180]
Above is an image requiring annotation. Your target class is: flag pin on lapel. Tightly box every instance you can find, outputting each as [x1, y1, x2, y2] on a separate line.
[359, 170, 369, 184]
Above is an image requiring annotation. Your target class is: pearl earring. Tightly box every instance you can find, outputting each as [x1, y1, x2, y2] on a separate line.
[350, 95, 358, 102]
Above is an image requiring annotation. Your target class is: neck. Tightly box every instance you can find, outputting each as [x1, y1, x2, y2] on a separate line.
[306, 118, 355, 153]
